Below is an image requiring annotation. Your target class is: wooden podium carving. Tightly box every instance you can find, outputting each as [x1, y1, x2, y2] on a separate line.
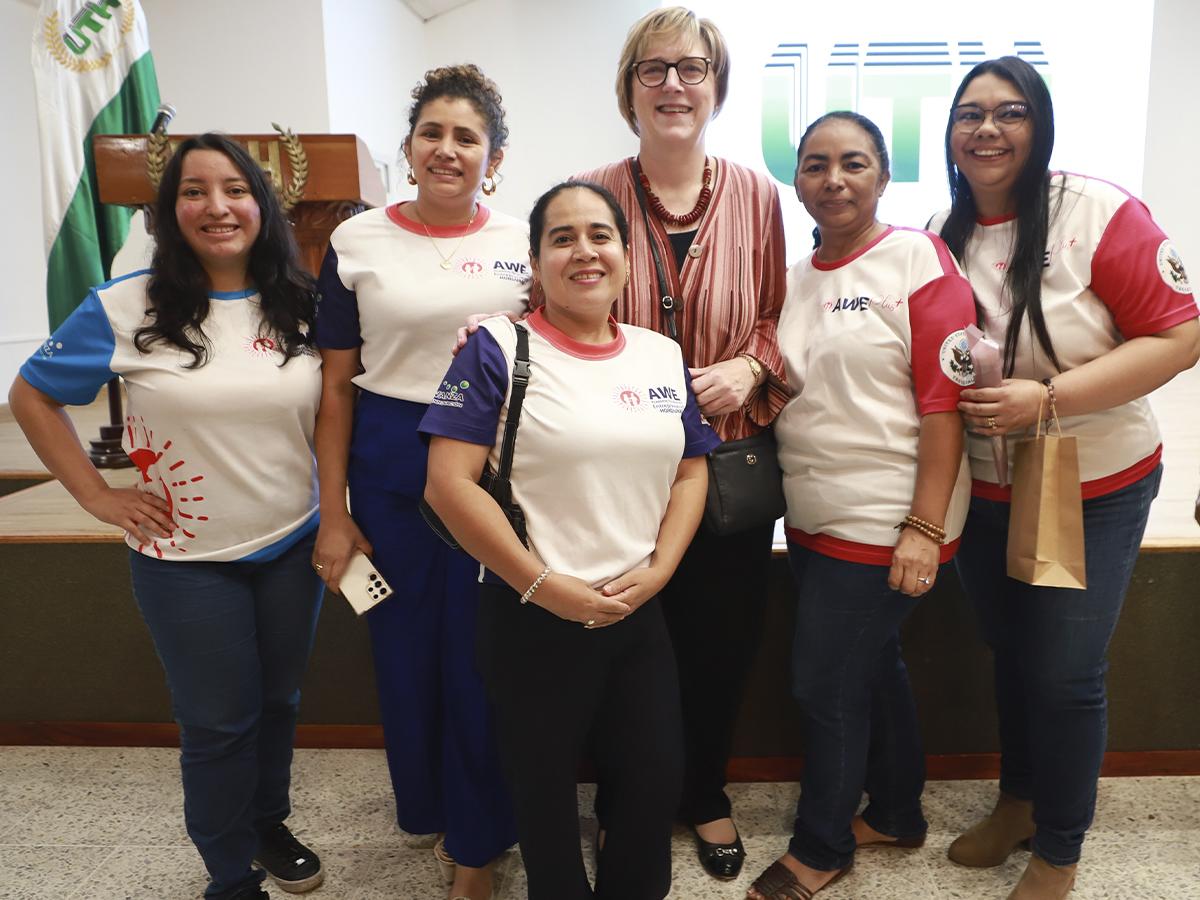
[93, 132, 386, 275]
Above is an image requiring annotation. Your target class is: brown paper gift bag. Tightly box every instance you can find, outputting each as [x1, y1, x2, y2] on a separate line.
[1006, 401, 1087, 589]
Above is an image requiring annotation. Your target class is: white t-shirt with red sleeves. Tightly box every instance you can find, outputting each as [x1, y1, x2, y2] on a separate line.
[315, 203, 530, 402]
[418, 309, 720, 589]
[20, 271, 321, 562]
[775, 227, 976, 565]
[930, 172, 1198, 499]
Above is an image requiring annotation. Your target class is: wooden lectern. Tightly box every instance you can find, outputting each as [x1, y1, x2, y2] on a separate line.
[83, 133, 385, 463]
[93, 132, 386, 276]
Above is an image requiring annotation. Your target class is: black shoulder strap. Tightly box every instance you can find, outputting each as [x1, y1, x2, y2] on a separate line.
[630, 158, 681, 342]
[490, 323, 529, 505]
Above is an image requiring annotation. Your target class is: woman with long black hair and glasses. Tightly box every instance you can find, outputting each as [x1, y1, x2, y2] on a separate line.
[932, 56, 1199, 899]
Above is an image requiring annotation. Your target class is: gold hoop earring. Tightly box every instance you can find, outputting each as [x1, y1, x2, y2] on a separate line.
[481, 176, 496, 196]
[407, 169, 418, 186]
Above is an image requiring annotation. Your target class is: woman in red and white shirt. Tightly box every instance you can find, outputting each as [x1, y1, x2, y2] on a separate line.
[932, 56, 1199, 899]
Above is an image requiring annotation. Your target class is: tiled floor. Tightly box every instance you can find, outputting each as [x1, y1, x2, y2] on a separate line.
[1, 748, 1197, 899]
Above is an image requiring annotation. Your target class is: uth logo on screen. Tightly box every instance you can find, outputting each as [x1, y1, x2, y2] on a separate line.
[762, 40, 1050, 185]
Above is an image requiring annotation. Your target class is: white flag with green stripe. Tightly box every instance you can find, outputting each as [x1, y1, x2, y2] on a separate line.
[32, 0, 160, 330]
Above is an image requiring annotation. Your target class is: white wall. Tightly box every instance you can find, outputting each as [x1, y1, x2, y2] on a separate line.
[422, 0, 652, 219]
[3, 0, 1198, 391]
[141, 0, 330, 136]
[1143, 0, 1200, 268]
[0, 0, 50, 392]
[323, 0, 425, 200]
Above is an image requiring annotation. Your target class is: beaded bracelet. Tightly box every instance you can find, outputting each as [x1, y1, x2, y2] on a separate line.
[520, 566, 551, 605]
[1041, 377, 1057, 417]
[895, 515, 946, 545]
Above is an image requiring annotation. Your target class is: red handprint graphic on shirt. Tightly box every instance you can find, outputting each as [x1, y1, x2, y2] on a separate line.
[125, 416, 209, 558]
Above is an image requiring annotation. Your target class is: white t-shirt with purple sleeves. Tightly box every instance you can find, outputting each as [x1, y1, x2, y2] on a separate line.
[775, 227, 976, 566]
[930, 172, 1198, 500]
[419, 309, 720, 589]
[315, 203, 530, 403]
[20, 270, 321, 562]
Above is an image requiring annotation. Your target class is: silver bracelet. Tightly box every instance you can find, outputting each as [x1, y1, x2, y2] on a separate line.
[520, 566, 551, 605]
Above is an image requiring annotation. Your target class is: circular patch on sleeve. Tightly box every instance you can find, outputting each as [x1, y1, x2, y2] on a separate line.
[1157, 240, 1191, 294]
[939, 330, 975, 386]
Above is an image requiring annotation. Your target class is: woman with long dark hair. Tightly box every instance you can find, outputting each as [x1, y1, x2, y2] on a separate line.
[934, 56, 1199, 899]
[10, 133, 325, 900]
[748, 111, 975, 900]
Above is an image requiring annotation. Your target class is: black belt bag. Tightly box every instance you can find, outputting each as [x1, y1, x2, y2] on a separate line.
[420, 323, 530, 550]
[630, 159, 785, 537]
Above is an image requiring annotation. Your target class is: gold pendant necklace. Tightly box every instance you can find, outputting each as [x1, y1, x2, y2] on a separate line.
[419, 204, 478, 270]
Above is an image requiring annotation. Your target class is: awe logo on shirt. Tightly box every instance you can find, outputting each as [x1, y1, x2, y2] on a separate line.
[648, 385, 685, 414]
[822, 293, 906, 313]
[493, 260, 532, 284]
[458, 258, 485, 279]
[613, 385, 645, 411]
[939, 330, 975, 386]
[1157, 241, 1191, 294]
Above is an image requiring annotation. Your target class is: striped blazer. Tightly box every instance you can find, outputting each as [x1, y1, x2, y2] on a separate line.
[576, 157, 788, 442]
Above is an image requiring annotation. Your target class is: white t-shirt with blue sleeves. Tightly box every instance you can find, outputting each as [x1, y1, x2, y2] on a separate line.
[21, 270, 322, 562]
[419, 309, 719, 589]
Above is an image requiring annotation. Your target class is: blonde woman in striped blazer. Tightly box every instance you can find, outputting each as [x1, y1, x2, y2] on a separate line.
[582, 6, 787, 882]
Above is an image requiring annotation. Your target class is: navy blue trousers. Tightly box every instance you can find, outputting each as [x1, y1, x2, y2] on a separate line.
[347, 397, 515, 867]
[130, 531, 322, 898]
[786, 544, 932, 872]
[955, 465, 1161, 865]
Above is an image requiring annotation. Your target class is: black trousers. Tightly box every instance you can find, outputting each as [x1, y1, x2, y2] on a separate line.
[660, 519, 774, 825]
[476, 583, 684, 900]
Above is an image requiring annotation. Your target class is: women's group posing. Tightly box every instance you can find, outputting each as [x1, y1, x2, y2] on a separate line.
[9, 5, 1197, 900]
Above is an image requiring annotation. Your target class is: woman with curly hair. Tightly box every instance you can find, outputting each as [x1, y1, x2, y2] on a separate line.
[311, 64, 526, 900]
[10, 133, 325, 900]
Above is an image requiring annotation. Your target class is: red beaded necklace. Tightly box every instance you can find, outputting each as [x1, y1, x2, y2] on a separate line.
[637, 158, 713, 227]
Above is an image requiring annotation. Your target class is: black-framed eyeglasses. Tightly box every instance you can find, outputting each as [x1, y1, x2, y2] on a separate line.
[951, 102, 1030, 133]
[632, 57, 712, 88]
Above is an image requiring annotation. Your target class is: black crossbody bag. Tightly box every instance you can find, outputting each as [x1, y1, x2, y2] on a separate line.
[630, 160, 785, 536]
[420, 323, 530, 549]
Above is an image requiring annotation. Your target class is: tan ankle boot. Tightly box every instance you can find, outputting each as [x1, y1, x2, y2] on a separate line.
[1007, 855, 1077, 899]
[948, 792, 1035, 867]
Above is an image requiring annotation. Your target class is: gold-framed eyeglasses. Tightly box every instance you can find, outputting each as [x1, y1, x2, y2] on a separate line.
[951, 102, 1031, 133]
[632, 57, 712, 88]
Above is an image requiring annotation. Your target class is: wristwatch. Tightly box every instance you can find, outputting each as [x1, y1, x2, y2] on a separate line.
[739, 353, 764, 386]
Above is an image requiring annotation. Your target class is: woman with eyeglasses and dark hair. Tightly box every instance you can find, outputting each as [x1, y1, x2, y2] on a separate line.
[422, 180, 718, 900]
[747, 111, 975, 900]
[10, 133, 324, 900]
[577, 7, 787, 880]
[931, 56, 1199, 899]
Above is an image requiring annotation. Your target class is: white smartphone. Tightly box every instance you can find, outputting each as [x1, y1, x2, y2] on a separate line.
[338, 551, 394, 616]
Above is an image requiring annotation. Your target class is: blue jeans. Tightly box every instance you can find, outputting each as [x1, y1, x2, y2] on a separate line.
[786, 544, 931, 871]
[129, 532, 323, 898]
[954, 465, 1161, 866]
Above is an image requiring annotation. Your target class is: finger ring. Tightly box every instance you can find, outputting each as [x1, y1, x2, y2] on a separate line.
[918, 576, 931, 585]
[584, 619, 596, 629]
[313, 562, 324, 572]
[986, 416, 997, 430]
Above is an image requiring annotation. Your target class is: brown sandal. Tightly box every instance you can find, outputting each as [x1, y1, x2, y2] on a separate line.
[748, 860, 853, 899]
